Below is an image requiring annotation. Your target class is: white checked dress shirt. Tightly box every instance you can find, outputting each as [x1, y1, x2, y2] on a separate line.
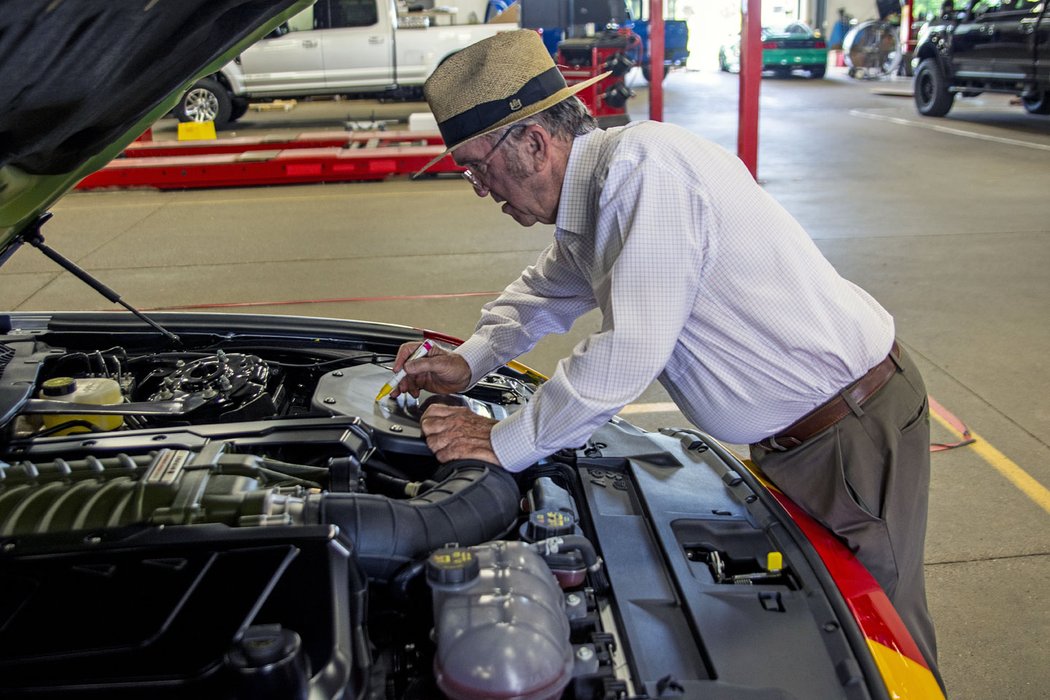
[455, 121, 895, 472]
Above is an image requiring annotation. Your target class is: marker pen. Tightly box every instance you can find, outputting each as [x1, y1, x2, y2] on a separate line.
[375, 339, 434, 401]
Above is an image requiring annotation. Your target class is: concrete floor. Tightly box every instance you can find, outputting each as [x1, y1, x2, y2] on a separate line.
[2, 65, 1048, 698]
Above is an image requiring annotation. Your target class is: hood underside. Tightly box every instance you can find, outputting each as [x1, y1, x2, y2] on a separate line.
[0, 0, 313, 254]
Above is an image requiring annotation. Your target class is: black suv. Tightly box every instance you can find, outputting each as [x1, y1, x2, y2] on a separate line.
[912, 0, 1049, 116]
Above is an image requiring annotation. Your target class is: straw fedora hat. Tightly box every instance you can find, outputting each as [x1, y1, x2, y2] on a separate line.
[414, 29, 610, 176]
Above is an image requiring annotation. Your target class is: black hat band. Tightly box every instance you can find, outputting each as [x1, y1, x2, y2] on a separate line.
[438, 67, 567, 147]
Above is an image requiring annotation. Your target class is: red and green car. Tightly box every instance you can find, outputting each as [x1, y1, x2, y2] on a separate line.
[720, 22, 830, 78]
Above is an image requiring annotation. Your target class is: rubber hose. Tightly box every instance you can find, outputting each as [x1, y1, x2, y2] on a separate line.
[304, 460, 521, 582]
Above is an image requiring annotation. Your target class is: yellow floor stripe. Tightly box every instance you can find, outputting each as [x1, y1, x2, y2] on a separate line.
[618, 402, 681, 415]
[622, 399, 1049, 515]
[930, 408, 1050, 516]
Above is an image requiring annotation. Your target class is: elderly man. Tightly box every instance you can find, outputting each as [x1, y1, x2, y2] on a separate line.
[389, 29, 941, 688]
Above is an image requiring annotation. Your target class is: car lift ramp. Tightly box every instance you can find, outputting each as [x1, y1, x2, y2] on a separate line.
[76, 130, 461, 190]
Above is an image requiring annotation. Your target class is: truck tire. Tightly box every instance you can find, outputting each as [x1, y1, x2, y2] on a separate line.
[230, 97, 250, 121]
[808, 64, 827, 79]
[914, 59, 954, 117]
[641, 62, 664, 82]
[1021, 91, 1050, 115]
[175, 77, 232, 127]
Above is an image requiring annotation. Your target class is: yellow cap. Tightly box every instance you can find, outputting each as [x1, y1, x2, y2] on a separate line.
[766, 552, 783, 573]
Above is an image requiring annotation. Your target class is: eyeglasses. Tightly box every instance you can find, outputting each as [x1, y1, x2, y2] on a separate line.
[461, 125, 525, 192]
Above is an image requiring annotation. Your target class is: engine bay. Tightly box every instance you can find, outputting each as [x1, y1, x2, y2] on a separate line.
[0, 321, 871, 700]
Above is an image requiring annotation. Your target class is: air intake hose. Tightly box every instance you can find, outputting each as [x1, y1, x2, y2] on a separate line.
[304, 460, 520, 582]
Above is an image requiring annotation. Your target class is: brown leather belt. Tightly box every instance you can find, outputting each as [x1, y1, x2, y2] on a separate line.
[755, 341, 901, 452]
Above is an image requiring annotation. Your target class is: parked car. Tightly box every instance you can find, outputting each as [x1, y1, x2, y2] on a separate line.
[0, 1, 943, 698]
[912, 0, 1050, 116]
[175, 0, 515, 128]
[719, 22, 829, 78]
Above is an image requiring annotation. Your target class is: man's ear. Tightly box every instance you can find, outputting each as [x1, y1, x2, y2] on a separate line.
[522, 124, 551, 168]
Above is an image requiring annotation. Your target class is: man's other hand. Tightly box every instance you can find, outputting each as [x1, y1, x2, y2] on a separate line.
[420, 403, 500, 465]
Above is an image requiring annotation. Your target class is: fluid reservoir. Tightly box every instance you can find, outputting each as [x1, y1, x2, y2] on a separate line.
[39, 377, 124, 434]
[427, 542, 574, 700]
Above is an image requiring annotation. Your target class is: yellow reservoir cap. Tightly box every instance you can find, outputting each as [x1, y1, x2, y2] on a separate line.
[766, 552, 783, 573]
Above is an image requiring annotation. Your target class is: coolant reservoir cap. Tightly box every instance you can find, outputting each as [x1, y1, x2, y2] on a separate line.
[524, 509, 576, 541]
[41, 376, 77, 396]
[426, 546, 480, 586]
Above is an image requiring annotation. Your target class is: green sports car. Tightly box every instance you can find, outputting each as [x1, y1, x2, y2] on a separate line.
[719, 22, 829, 79]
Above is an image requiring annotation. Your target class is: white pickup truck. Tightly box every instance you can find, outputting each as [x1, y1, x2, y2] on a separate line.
[176, 0, 516, 127]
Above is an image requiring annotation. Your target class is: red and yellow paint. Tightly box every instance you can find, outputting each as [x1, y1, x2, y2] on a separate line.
[759, 474, 945, 699]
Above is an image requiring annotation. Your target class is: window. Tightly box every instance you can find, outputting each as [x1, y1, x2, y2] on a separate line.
[287, 7, 315, 32]
[329, 0, 379, 28]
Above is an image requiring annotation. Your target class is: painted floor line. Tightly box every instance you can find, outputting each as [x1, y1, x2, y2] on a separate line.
[618, 402, 681, 415]
[929, 400, 1050, 516]
[849, 109, 1050, 151]
[151, 290, 500, 311]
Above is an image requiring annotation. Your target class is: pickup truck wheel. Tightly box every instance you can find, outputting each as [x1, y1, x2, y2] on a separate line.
[914, 59, 954, 117]
[1021, 91, 1050, 115]
[229, 97, 250, 122]
[175, 77, 232, 127]
[641, 62, 665, 82]
[808, 64, 827, 79]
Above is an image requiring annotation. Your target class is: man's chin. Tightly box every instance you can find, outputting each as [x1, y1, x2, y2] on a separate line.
[502, 203, 538, 227]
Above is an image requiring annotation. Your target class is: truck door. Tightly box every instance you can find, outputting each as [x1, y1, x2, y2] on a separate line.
[321, 0, 396, 89]
[1029, 1, 1049, 85]
[953, 0, 1016, 78]
[237, 6, 326, 94]
[984, 0, 1043, 79]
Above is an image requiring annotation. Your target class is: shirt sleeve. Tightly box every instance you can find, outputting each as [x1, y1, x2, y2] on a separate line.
[455, 240, 599, 386]
[491, 152, 708, 471]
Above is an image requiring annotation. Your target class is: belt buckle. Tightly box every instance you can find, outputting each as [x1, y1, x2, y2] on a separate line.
[765, 435, 802, 452]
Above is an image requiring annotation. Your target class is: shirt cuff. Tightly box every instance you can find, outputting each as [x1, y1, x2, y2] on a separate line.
[454, 334, 501, 387]
[490, 413, 549, 473]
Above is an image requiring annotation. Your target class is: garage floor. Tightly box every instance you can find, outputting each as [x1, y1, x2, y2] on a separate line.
[3, 65, 1048, 698]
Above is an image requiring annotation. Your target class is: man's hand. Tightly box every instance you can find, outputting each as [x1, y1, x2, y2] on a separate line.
[420, 404, 501, 465]
[390, 342, 472, 398]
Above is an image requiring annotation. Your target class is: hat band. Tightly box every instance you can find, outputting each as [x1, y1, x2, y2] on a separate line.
[438, 66, 567, 147]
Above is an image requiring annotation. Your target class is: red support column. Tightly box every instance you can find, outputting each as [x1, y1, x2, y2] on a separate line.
[649, 0, 664, 122]
[737, 0, 761, 179]
[900, 0, 915, 58]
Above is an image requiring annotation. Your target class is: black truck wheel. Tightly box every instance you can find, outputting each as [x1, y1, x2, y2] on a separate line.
[914, 59, 954, 117]
[641, 62, 665, 82]
[1021, 91, 1050, 115]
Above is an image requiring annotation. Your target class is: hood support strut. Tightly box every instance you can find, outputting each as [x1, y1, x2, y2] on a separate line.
[16, 213, 181, 344]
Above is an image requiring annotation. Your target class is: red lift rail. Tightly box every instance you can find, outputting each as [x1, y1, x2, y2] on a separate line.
[76, 130, 461, 190]
[119, 129, 447, 158]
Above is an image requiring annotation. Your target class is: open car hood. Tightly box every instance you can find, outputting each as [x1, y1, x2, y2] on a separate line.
[0, 0, 313, 258]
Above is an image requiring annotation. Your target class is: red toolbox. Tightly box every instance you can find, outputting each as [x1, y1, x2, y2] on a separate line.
[556, 33, 635, 127]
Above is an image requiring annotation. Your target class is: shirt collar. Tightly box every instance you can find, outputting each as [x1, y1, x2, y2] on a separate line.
[556, 129, 607, 235]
